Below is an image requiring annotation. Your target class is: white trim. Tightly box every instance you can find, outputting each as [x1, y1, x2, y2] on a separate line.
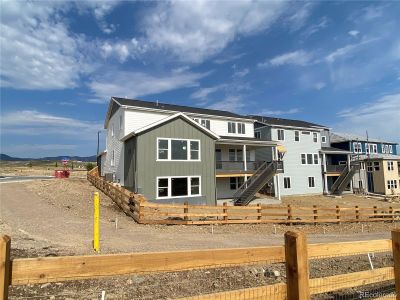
[156, 176, 202, 199]
[313, 132, 318, 143]
[277, 129, 285, 141]
[156, 138, 201, 162]
[321, 136, 327, 143]
[121, 112, 220, 142]
[301, 153, 319, 165]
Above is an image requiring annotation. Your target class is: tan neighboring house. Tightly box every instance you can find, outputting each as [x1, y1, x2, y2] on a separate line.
[352, 154, 400, 195]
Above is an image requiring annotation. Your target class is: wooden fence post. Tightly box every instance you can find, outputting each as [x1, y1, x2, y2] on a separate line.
[223, 202, 228, 222]
[288, 205, 293, 226]
[336, 205, 341, 224]
[355, 206, 360, 223]
[184, 201, 189, 222]
[313, 205, 318, 225]
[257, 203, 262, 221]
[0, 235, 11, 300]
[391, 229, 400, 299]
[373, 206, 377, 219]
[285, 231, 310, 300]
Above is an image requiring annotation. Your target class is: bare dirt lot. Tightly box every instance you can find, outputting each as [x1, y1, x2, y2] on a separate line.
[0, 178, 398, 299]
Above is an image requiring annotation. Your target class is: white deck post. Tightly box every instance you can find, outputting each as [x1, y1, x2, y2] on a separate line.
[347, 154, 353, 192]
[273, 146, 281, 201]
[243, 144, 248, 182]
[322, 153, 328, 194]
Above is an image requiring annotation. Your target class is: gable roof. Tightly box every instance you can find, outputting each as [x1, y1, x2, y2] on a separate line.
[330, 132, 398, 144]
[113, 97, 250, 119]
[121, 113, 220, 141]
[249, 115, 328, 130]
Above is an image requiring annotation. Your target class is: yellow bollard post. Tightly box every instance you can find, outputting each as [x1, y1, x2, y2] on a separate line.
[93, 192, 100, 252]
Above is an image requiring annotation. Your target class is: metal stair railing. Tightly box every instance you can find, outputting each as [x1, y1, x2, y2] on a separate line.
[331, 163, 360, 195]
[232, 161, 270, 199]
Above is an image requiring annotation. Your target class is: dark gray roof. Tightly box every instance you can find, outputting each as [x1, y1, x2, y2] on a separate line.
[113, 97, 247, 119]
[320, 146, 351, 153]
[250, 115, 327, 129]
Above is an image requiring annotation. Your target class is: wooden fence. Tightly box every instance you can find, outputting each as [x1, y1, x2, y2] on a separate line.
[1, 231, 399, 300]
[87, 168, 400, 225]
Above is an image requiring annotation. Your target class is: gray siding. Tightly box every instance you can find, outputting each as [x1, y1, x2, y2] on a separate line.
[255, 126, 273, 162]
[124, 137, 136, 190]
[321, 129, 330, 147]
[135, 118, 216, 205]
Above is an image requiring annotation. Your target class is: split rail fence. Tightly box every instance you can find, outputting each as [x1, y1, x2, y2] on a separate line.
[2, 231, 400, 299]
[87, 168, 400, 225]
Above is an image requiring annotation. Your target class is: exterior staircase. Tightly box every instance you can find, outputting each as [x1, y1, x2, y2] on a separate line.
[330, 163, 360, 195]
[233, 160, 284, 206]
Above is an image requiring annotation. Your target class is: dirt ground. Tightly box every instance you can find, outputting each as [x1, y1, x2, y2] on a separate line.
[1, 178, 398, 299]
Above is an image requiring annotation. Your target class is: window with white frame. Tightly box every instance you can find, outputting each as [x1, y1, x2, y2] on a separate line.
[228, 122, 236, 133]
[308, 176, 315, 188]
[321, 136, 327, 143]
[194, 118, 211, 130]
[284, 177, 291, 189]
[353, 142, 362, 153]
[230, 177, 244, 190]
[367, 162, 373, 172]
[255, 131, 261, 139]
[313, 132, 318, 143]
[301, 153, 319, 165]
[277, 129, 285, 141]
[387, 180, 398, 190]
[366, 143, 377, 154]
[389, 145, 393, 154]
[238, 123, 246, 134]
[382, 145, 388, 154]
[388, 161, 394, 171]
[373, 161, 380, 171]
[294, 131, 300, 142]
[157, 176, 201, 198]
[302, 131, 310, 135]
[157, 138, 200, 161]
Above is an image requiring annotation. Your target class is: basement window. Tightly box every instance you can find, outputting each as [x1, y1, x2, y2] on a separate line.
[284, 177, 291, 189]
[157, 176, 201, 199]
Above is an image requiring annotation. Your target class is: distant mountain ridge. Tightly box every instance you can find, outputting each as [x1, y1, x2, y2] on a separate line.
[0, 154, 97, 162]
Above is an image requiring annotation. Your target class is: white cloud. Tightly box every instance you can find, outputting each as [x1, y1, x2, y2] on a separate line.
[0, 1, 88, 90]
[325, 38, 378, 63]
[335, 93, 400, 143]
[259, 108, 300, 116]
[348, 30, 360, 37]
[233, 68, 250, 78]
[0, 110, 102, 138]
[141, 0, 289, 63]
[190, 84, 227, 100]
[207, 96, 248, 113]
[286, 2, 314, 32]
[214, 53, 245, 64]
[259, 50, 313, 68]
[302, 16, 329, 37]
[89, 70, 209, 100]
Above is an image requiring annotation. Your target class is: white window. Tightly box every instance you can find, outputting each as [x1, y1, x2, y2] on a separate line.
[228, 122, 236, 133]
[353, 142, 362, 153]
[373, 161, 380, 171]
[388, 161, 394, 171]
[194, 118, 210, 130]
[255, 131, 261, 139]
[284, 177, 291, 189]
[294, 131, 300, 142]
[157, 138, 200, 161]
[301, 153, 319, 165]
[302, 131, 310, 135]
[389, 145, 393, 154]
[366, 143, 377, 154]
[313, 132, 318, 143]
[321, 136, 327, 143]
[230, 177, 244, 190]
[308, 177, 315, 188]
[111, 124, 114, 137]
[119, 115, 123, 130]
[238, 123, 246, 134]
[157, 176, 201, 199]
[111, 150, 115, 166]
[387, 180, 398, 190]
[367, 162, 373, 172]
[277, 129, 285, 141]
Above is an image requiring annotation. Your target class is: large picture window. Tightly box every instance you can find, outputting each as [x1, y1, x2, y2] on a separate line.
[301, 153, 319, 165]
[157, 138, 200, 161]
[157, 176, 201, 199]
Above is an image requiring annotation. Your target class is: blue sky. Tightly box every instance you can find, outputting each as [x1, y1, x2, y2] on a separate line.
[1, 0, 399, 158]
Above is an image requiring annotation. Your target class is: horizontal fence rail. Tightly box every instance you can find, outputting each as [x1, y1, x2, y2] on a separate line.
[87, 168, 400, 225]
[2, 232, 398, 300]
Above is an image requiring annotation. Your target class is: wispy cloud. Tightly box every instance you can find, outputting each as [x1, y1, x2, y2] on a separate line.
[214, 53, 245, 64]
[286, 2, 314, 32]
[259, 50, 313, 68]
[89, 70, 209, 100]
[302, 16, 329, 38]
[232, 67, 250, 78]
[190, 84, 227, 100]
[207, 96, 249, 113]
[259, 108, 300, 116]
[335, 93, 400, 142]
[348, 30, 360, 37]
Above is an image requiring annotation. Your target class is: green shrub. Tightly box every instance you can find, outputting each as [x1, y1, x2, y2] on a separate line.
[86, 162, 95, 171]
